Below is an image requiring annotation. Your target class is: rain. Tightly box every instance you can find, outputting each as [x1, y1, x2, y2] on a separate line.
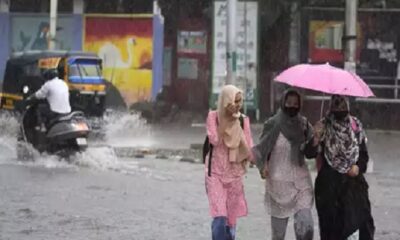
[0, 0, 400, 239]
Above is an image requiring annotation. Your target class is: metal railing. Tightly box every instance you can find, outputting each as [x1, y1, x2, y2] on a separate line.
[295, 77, 400, 102]
[364, 77, 400, 99]
[304, 95, 400, 103]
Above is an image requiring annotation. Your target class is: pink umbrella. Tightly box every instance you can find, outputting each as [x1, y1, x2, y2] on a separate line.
[275, 63, 374, 97]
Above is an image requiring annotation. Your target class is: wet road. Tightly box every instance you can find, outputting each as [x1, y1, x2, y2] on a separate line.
[0, 152, 400, 240]
[0, 155, 210, 240]
[0, 113, 400, 239]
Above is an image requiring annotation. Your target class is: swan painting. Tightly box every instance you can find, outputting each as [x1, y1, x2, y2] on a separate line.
[98, 38, 137, 68]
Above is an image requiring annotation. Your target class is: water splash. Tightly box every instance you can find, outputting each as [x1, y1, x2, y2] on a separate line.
[0, 112, 19, 138]
[0, 111, 154, 176]
[74, 146, 120, 170]
[73, 146, 139, 173]
[82, 110, 155, 173]
[102, 110, 150, 142]
[25, 154, 73, 169]
[0, 113, 19, 162]
[0, 138, 17, 162]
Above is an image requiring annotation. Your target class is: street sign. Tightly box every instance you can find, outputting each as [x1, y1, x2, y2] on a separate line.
[211, 1, 259, 110]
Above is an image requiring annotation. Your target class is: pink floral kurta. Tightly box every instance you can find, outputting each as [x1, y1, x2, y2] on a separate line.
[205, 111, 254, 226]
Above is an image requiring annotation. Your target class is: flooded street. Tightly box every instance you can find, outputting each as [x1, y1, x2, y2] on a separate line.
[0, 113, 213, 240]
[1, 156, 400, 239]
[0, 157, 209, 240]
[0, 114, 400, 239]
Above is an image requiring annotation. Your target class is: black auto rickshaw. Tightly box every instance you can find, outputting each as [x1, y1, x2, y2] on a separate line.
[0, 50, 106, 116]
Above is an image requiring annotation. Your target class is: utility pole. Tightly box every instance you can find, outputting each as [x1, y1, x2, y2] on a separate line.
[49, 0, 58, 50]
[344, 0, 357, 73]
[153, 0, 160, 15]
[288, 2, 300, 65]
[344, 0, 373, 176]
[226, 0, 237, 85]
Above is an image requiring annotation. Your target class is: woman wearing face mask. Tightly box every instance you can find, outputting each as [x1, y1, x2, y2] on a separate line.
[311, 95, 375, 240]
[252, 89, 317, 240]
[205, 85, 254, 240]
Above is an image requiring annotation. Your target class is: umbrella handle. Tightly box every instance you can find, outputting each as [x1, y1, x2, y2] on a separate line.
[320, 95, 325, 118]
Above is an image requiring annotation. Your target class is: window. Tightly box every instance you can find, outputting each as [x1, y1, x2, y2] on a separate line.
[69, 64, 101, 77]
[23, 63, 41, 77]
[79, 64, 100, 77]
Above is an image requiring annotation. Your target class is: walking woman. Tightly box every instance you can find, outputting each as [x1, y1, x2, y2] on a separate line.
[312, 95, 375, 240]
[205, 85, 254, 240]
[253, 89, 317, 240]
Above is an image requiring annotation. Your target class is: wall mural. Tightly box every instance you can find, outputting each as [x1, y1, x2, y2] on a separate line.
[84, 16, 153, 107]
[10, 15, 74, 52]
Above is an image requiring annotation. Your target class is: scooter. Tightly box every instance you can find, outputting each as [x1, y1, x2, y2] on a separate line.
[17, 86, 90, 160]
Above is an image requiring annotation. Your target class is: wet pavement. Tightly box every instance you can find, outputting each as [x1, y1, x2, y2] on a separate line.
[0, 113, 400, 239]
[1, 155, 400, 240]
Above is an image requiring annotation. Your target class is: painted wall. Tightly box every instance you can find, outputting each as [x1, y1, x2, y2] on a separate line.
[84, 15, 154, 108]
[9, 14, 81, 52]
[0, 13, 163, 108]
[308, 20, 362, 64]
[0, 13, 82, 85]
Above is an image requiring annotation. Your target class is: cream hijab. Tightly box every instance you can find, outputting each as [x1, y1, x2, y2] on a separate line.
[217, 85, 251, 163]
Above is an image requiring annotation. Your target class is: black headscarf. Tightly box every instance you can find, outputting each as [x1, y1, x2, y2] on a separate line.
[253, 89, 313, 171]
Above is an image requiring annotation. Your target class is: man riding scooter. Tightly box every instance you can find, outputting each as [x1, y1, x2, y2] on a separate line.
[26, 68, 71, 131]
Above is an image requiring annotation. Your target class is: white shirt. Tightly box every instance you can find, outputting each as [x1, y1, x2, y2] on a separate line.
[35, 77, 71, 114]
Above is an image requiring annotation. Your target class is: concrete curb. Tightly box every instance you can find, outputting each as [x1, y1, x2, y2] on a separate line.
[94, 145, 374, 173]
[109, 147, 315, 170]
[110, 146, 202, 164]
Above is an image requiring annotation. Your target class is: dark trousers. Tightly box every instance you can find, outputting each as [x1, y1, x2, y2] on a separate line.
[212, 217, 235, 240]
[36, 104, 62, 127]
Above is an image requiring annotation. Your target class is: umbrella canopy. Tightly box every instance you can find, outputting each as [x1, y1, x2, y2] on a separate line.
[275, 63, 374, 97]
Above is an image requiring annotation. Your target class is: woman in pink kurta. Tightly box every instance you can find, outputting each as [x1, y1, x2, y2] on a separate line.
[205, 85, 254, 240]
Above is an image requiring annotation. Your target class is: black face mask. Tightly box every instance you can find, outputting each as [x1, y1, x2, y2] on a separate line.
[284, 107, 299, 117]
[332, 111, 349, 121]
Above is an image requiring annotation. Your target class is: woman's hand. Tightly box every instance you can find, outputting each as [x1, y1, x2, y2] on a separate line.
[347, 165, 359, 177]
[226, 103, 239, 118]
[248, 151, 256, 164]
[313, 121, 324, 145]
[226, 103, 237, 114]
[261, 164, 269, 179]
